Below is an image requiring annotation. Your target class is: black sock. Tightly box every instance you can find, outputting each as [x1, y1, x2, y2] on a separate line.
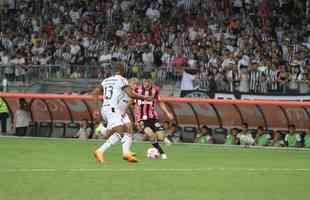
[152, 142, 165, 154]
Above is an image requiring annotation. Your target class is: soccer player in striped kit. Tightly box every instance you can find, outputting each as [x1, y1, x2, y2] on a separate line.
[134, 76, 172, 160]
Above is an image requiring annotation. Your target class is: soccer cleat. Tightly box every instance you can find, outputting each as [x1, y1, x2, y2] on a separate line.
[93, 150, 104, 163]
[164, 138, 172, 146]
[122, 152, 136, 160]
[123, 154, 138, 163]
[160, 154, 168, 160]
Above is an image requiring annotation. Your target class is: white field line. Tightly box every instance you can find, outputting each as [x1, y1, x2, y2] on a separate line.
[1, 135, 310, 152]
[1, 168, 310, 173]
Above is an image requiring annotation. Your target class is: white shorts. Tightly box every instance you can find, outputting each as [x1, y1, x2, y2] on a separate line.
[101, 107, 130, 129]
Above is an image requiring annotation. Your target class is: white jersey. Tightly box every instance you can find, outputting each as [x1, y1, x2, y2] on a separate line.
[118, 92, 131, 114]
[101, 75, 128, 108]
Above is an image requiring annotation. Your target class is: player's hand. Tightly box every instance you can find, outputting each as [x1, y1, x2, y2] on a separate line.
[145, 96, 154, 101]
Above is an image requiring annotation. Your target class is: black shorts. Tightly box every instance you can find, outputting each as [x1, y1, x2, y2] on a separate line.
[140, 119, 164, 133]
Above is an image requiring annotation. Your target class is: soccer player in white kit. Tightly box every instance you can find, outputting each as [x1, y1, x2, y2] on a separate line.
[96, 78, 138, 157]
[92, 65, 151, 163]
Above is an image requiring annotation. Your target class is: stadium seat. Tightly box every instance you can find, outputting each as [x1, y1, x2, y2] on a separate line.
[52, 122, 66, 138]
[264, 130, 274, 135]
[38, 122, 53, 137]
[213, 127, 228, 144]
[181, 126, 197, 143]
[26, 121, 38, 137]
[64, 122, 80, 138]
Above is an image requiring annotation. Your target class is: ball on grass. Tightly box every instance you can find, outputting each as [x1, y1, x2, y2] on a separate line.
[147, 147, 159, 159]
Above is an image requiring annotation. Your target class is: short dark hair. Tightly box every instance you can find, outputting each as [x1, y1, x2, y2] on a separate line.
[113, 63, 125, 75]
[288, 124, 295, 129]
[242, 123, 248, 128]
[257, 126, 263, 130]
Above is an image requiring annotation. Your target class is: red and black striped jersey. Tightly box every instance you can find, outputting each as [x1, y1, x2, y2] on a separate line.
[134, 84, 160, 122]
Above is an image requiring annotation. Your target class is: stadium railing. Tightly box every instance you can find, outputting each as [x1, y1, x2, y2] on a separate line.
[0, 92, 310, 139]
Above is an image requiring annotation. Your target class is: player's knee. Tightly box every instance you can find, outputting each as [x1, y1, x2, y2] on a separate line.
[156, 131, 166, 141]
[145, 131, 156, 141]
[148, 134, 156, 142]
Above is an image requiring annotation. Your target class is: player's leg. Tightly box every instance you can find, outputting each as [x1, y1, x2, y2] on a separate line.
[93, 111, 125, 163]
[121, 121, 136, 157]
[122, 114, 133, 155]
[144, 127, 167, 159]
[157, 130, 172, 146]
[94, 132, 122, 163]
[113, 124, 138, 163]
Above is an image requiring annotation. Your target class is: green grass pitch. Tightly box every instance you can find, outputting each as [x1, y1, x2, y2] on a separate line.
[0, 137, 310, 200]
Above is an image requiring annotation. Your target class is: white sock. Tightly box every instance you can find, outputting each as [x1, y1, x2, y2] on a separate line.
[164, 137, 172, 146]
[121, 133, 132, 156]
[97, 133, 121, 153]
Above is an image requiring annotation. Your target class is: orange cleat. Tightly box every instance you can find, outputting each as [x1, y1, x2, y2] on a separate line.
[93, 150, 104, 163]
[123, 154, 138, 163]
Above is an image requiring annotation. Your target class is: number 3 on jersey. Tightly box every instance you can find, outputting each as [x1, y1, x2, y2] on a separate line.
[103, 85, 113, 100]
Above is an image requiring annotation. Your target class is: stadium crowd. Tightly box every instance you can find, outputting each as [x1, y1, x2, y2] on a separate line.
[194, 123, 310, 148]
[90, 121, 310, 148]
[1, 0, 310, 94]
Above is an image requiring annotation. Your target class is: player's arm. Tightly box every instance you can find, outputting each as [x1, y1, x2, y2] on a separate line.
[123, 86, 153, 101]
[159, 102, 174, 121]
[124, 99, 134, 113]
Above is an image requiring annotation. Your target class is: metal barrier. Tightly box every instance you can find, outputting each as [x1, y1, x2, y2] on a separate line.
[1, 93, 310, 136]
[0, 64, 308, 96]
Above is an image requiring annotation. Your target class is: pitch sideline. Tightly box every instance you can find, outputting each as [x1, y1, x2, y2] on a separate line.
[1, 135, 310, 152]
[1, 167, 310, 173]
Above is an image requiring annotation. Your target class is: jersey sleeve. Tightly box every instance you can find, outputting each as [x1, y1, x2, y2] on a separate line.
[119, 77, 129, 90]
[121, 78, 128, 87]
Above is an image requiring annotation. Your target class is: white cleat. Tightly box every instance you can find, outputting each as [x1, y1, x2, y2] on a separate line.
[164, 138, 172, 146]
[161, 154, 168, 160]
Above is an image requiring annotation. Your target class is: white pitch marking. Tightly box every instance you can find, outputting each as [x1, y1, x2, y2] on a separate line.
[1, 168, 310, 173]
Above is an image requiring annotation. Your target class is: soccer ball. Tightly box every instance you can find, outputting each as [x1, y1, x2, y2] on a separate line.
[147, 148, 159, 159]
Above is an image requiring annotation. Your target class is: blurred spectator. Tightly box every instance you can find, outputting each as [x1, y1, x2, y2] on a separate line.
[269, 130, 285, 147]
[239, 68, 249, 92]
[0, 97, 9, 134]
[237, 123, 255, 146]
[196, 125, 214, 144]
[75, 119, 92, 140]
[224, 128, 239, 145]
[284, 124, 302, 147]
[13, 98, 31, 137]
[304, 129, 310, 148]
[1, 77, 8, 92]
[163, 121, 180, 143]
[254, 126, 271, 146]
[298, 69, 310, 93]
[180, 68, 199, 97]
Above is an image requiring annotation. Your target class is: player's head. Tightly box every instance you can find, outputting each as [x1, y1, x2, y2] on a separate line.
[143, 78, 152, 89]
[128, 78, 139, 89]
[113, 62, 125, 76]
[143, 73, 153, 89]
[288, 124, 295, 133]
[242, 122, 248, 131]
